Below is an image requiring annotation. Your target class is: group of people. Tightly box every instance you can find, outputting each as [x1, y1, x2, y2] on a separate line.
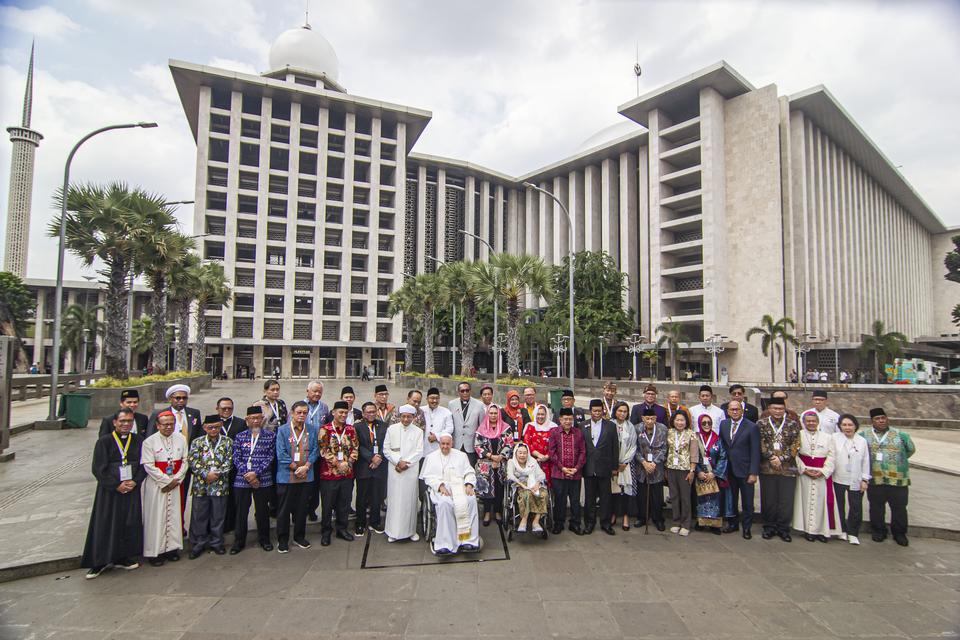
[81, 378, 916, 580]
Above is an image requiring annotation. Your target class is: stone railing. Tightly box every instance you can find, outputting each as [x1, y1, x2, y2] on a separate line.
[10, 373, 106, 401]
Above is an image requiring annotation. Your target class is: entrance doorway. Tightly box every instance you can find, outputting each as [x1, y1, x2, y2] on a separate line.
[291, 348, 311, 378]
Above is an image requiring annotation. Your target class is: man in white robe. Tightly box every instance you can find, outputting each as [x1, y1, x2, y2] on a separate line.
[420, 433, 481, 555]
[141, 410, 189, 566]
[384, 405, 424, 542]
[794, 410, 842, 541]
[421, 387, 454, 456]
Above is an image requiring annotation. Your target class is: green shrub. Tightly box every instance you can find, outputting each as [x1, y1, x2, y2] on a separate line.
[90, 370, 198, 388]
[496, 376, 536, 387]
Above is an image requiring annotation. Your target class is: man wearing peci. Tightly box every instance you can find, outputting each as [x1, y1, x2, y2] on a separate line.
[98, 389, 147, 437]
[581, 399, 619, 536]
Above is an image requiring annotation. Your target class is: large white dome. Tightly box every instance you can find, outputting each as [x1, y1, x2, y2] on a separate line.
[268, 24, 340, 81]
[575, 120, 644, 154]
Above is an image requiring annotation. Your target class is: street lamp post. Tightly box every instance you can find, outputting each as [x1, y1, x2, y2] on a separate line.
[550, 333, 567, 379]
[833, 335, 840, 383]
[626, 333, 645, 381]
[48, 122, 158, 421]
[494, 333, 507, 377]
[80, 328, 90, 374]
[459, 229, 498, 381]
[522, 182, 575, 393]
[797, 333, 818, 383]
[703, 334, 727, 384]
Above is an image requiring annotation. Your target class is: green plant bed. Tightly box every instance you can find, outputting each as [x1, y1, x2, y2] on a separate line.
[90, 370, 196, 389]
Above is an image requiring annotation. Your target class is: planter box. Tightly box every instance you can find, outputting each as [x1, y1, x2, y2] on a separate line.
[85, 374, 213, 424]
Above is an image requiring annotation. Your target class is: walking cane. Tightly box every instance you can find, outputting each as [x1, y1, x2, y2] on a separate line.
[644, 478, 651, 535]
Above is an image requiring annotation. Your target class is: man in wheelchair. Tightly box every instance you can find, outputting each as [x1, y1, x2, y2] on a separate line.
[419, 433, 481, 555]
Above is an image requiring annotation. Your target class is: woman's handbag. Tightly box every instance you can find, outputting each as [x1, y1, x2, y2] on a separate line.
[695, 437, 720, 496]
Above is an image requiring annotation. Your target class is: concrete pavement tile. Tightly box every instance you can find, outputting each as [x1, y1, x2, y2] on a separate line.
[184, 597, 270, 635]
[874, 600, 959, 638]
[53, 594, 151, 631]
[713, 573, 792, 602]
[107, 633, 183, 640]
[288, 569, 361, 599]
[404, 599, 480, 638]
[338, 594, 411, 636]
[413, 571, 478, 600]
[785, 551, 866, 577]
[541, 600, 619, 638]
[580, 550, 661, 575]
[119, 595, 218, 632]
[522, 549, 590, 575]
[533, 570, 603, 601]
[608, 602, 691, 638]
[0, 625, 37, 640]
[477, 601, 547, 636]
[735, 602, 834, 638]
[31, 630, 108, 640]
[671, 600, 761, 638]
[164, 566, 248, 597]
[264, 597, 348, 632]
[223, 566, 306, 598]
[913, 599, 960, 627]
[925, 573, 960, 591]
[798, 601, 907, 637]
[739, 552, 815, 576]
[0, 591, 77, 627]
[600, 574, 667, 603]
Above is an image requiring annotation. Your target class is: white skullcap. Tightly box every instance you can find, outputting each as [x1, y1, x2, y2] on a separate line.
[437, 432, 454, 442]
[398, 404, 416, 416]
[165, 384, 191, 398]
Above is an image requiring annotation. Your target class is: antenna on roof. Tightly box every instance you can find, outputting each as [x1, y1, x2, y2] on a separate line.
[304, 1, 311, 29]
[634, 42, 642, 97]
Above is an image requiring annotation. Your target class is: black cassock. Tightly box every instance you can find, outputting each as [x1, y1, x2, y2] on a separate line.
[81, 431, 146, 568]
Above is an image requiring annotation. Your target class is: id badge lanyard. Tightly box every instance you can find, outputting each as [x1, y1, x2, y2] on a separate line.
[113, 432, 132, 480]
[291, 426, 306, 463]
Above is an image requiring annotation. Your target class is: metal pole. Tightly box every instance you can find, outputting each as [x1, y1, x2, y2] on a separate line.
[633, 351, 638, 381]
[522, 182, 574, 393]
[452, 304, 457, 376]
[48, 122, 158, 420]
[834, 336, 839, 383]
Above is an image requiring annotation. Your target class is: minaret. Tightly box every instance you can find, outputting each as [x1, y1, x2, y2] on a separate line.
[3, 43, 43, 278]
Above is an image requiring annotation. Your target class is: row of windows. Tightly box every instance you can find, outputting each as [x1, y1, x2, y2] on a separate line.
[229, 294, 391, 317]
[211, 317, 392, 342]
[207, 138, 397, 173]
[209, 88, 399, 139]
[232, 269, 394, 295]
[207, 186, 396, 210]
[214, 195, 396, 227]
[203, 217, 395, 250]
[204, 241, 395, 272]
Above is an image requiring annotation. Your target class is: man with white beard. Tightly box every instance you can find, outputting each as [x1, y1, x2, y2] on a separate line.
[384, 405, 423, 542]
[420, 433, 481, 555]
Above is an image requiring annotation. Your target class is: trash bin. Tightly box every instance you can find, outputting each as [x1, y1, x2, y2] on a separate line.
[548, 389, 565, 415]
[59, 392, 93, 429]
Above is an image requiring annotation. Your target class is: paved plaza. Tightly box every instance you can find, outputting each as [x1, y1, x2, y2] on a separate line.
[0, 378, 958, 637]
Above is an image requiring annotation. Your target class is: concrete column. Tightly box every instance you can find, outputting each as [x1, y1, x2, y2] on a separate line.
[584, 165, 602, 252]
[436, 169, 447, 262]
[600, 157, 619, 259]
[524, 187, 538, 257]
[479, 180, 491, 261]
[619, 150, 639, 313]
[494, 185, 505, 252]
[506, 189, 519, 254]
[335, 346, 347, 378]
[538, 181, 553, 265]
[568, 169, 585, 253]
[553, 175, 569, 261]
[464, 176, 476, 261]
[699, 87, 727, 340]
[637, 145, 651, 337]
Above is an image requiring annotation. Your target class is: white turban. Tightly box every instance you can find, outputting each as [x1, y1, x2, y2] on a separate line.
[165, 384, 191, 398]
[398, 404, 416, 416]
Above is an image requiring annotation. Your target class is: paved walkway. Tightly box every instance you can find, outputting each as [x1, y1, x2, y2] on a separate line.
[0, 523, 957, 639]
[1, 379, 959, 574]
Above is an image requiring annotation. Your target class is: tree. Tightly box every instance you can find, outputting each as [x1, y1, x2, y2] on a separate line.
[859, 320, 908, 384]
[945, 234, 960, 328]
[191, 262, 231, 372]
[130, 316, 154, 359]
[0, 271, 33, 370]
[136, 226, 194, 375]
[60, 304, 103, 372]
[656, 320, 687, 382]
[544, 251, 633, 378]
[746, 315, 797, 382]
[407, 273, 444, 374]
[168, 252, 201, 372]
[439, 261, 483, 376]
[50, 183, 176, 378]
[474, 252, 552, 376]
[388, 279, 418, 372]
[642, 349, 659, 378]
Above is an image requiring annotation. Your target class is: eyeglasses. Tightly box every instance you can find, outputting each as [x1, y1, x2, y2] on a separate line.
[702, 421, 712, 426]
[171, 395, 187, 401]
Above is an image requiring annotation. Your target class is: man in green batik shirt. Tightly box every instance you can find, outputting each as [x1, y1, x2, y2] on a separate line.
[188, 414, 234, 558]
[864, 407, 915, 547]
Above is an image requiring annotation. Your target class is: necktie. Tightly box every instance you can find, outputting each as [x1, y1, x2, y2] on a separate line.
[462, 401, 468, 420]
[178, 411, 188, 439]
[731, 420, 740, 441]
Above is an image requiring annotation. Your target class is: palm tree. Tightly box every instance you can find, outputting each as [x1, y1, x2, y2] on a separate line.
[130, 316, 154, 361]
[50, 183, 176, 378]
[656, 320, 687, 382]
[60, 304, 104, 372]
[136, 227, 194, 375]
[168, 253, 201, 372]
[0, 272, 33, 371]
[642, 348, 659, 378]
[191, 262, 231, 372]
[407, 273, 444, 374]
[474, 253, 552, 377]
[439, 261, 484, 376]
[859, 320, 908, 383]
[388, 279, 419, 372]
[746, 315, 797, 382]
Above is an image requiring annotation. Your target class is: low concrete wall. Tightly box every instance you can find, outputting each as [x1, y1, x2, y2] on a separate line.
[87, 374, 213, 417]
[400, 376, 959, 427]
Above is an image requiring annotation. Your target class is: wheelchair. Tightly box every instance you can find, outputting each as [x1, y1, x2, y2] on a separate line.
[503, 479, 553, 542]
[420, 486, 484, 556]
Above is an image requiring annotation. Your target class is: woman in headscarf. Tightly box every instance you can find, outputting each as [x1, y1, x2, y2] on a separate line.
[524, 404, 555, 488]
[506, 443, 548, 533]
[610, 401, 638, 531]
[475, 403, 516, 526]
[694, 412, 731, 535]
[501, 390, 524, 434]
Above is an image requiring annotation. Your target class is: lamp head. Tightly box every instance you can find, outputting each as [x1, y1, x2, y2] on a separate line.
[138, 122, 159, 128]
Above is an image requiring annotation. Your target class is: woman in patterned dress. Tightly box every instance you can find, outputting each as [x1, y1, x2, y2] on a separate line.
[475, 404, 516, 525]
[523, 405, 555, 488]
[694, 413, 732, 533]
[611, 401, 638, 531]
[665, 410, 699, 536]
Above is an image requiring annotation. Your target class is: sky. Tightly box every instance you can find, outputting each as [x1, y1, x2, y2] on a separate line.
[1, 0, 959, 281]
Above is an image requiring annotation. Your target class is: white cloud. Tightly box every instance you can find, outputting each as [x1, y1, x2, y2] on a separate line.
[207, 57, 259, 76]
[0, 5, 83, 40]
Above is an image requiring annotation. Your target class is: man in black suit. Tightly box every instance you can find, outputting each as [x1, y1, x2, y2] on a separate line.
[721, 384, 760, 423]
[97, 389, 148, 437]
[719, 399, 760, 539]
[146, 384, 202, 443]
[322, 386, 364, 426]
[581, 399, 620, 535]
[354, 402, 389, 535]
[215, 396, 245, 534]
[554, 389, 587, 428]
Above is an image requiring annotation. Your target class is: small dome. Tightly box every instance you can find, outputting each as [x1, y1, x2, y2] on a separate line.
[575, 120, 643, 154]
[268, 24, 339, 81]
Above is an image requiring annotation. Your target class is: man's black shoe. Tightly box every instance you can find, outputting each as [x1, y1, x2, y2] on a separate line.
[213, 547, 226, 555]
[336, 530, 355, 542]
[551, 525, 563, 535]
[742, 529, 752, 540]
[601, 525, 615, 536]
[804, 533, 816, 542]
[293, 537, 312, 549]
[354, 524, 366, 536]
[655, 522, 666, 532]
[189, 548, 204, 559]
[762, 530, 776, 540]
[569, 524, 583, 535]
[229, 546, 243, 555]
[722, 525, 739, 534]
[583, 523, 595, 535]
[148, 557, 165, 567]
[165, 551, 180, 562]
[894, 534, 909, 547]
[261, 542, 273, 552]
[634, 519, 645, 528]
[780, 532, 792, 542]
[277, 542, 289, 553]
[872, 533, 886, 542]
[307, 512, 319, 522]
[320, 533, 332, 546]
